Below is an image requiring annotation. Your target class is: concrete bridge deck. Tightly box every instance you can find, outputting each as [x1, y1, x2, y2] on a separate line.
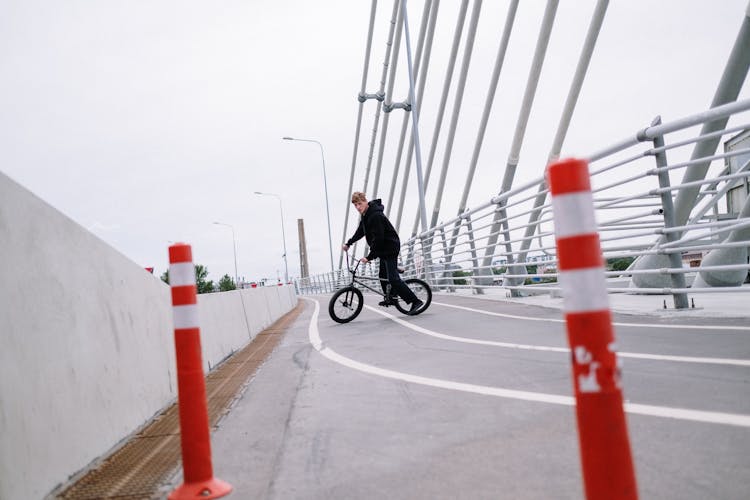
[157, 290, 750, 500]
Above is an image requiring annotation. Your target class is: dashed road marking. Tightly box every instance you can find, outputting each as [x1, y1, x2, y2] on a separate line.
[304, 297, 750, 428]
[433, 301, 750, 331]
[366, 306, 750, 367]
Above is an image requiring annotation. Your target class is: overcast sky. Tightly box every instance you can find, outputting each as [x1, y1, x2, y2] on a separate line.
[2, 0, 749, 283]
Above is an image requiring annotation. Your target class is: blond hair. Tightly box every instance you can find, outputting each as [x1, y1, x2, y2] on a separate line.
[351, 192, 367, 204]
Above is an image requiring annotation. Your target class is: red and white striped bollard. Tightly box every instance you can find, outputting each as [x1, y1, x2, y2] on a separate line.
[168, 243, 232, 500]
[548, 158, 638, 499]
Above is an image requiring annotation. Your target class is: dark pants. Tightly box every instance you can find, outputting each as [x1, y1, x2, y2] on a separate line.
[379, 256, 418, 304]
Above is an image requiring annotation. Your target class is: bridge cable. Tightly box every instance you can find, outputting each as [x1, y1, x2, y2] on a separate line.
[339, 0, 378, 269]
[361, 0, 401, 196]
[445, 0, 519, 264]
[426, 0, 482, 234]
[476, 0, 559, 288]
[371, 1, 407, 200]
[397, 0, 469, 232]
[514, 0, 610, 270]
[351, 0, 401, 262]
[385, 0, 438, 216]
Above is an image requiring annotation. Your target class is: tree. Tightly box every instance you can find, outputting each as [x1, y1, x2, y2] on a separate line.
[452, 270, 472, 285]
[607, 257, 635, 272]
[159, 265, 215, 293]
[218, 274, 237, 291]
[195, 265, 215, 294]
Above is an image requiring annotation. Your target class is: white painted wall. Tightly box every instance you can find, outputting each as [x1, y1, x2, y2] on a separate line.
[0, 172, 297, 500]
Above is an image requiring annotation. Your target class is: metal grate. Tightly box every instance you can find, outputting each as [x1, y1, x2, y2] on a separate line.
[55, 302, 304, 499]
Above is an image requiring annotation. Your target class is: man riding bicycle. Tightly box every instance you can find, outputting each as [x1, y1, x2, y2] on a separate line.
[342, 192, 424, 316]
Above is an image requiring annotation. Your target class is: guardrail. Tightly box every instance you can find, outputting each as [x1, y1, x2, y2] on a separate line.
[297, 100, 750, 307]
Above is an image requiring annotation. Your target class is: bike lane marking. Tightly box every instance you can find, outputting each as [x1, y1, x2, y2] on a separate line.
[304, 298, 750, 428]
[433, 301, 750, 331]
[366, 305, 750, 367]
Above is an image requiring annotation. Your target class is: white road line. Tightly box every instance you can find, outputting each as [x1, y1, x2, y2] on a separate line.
[365, 305, 750, 367]
[433, 301, 750, 331]
[304, 298, 750, 428]
[366, 305, 570, 352]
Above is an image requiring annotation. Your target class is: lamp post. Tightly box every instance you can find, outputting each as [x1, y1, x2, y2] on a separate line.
[282, 136, 334, 273]
[254, 192, 289, 283]
[212, 221, 239, 288]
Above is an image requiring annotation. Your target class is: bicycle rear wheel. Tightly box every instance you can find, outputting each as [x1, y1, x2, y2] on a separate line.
[328, 286, 364, 323]
[394, 279, 432, 315]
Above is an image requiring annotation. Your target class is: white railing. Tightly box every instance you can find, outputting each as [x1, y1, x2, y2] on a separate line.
[298, 100, 750, 307]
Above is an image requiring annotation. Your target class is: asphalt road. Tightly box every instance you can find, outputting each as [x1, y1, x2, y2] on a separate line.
[208, 293, 750, 499]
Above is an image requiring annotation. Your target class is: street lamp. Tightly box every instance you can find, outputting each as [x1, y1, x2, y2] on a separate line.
[213, 221, 239, 287]
[254, 192, 289, 283]
[282, 136, 334, 273]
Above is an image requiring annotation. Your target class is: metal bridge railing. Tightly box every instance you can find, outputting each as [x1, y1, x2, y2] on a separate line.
[298, 100, 750, 307]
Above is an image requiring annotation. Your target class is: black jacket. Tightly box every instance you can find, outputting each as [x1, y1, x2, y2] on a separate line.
[346, 199, 401, 260]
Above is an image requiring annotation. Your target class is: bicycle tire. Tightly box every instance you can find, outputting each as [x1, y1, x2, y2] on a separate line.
[328, 286, 364, 323]
[394, 279, 432, 316]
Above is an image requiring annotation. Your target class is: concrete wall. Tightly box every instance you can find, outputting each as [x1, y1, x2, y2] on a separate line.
[0, 172, 297, 500]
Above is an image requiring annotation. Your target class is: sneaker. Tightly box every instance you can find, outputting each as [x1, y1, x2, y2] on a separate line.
[379, 298, 396, 307]
[407, 299, 424, 315]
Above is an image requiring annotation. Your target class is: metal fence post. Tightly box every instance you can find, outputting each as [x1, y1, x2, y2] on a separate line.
[651, 116, 689, 309]
[461, 214, 484, 294]
[420, 234, 435, 285]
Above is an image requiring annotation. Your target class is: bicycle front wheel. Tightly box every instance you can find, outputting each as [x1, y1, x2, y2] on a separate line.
[394, 279, 432, 315]
[328, 286, 364, 323]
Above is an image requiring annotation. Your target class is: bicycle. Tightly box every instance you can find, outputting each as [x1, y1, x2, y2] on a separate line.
[328, 252, 432, 323]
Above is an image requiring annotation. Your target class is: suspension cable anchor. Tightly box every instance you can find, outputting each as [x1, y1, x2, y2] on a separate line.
[357, 91, 385, 103]
[383, 101, 411, 113]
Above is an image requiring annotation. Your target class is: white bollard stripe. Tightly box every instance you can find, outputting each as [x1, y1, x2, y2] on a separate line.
[173, 304, 199, 329]
[169, 262, 196, 287]
[551, 191, 598, 238]
[559, 267, 610, 312]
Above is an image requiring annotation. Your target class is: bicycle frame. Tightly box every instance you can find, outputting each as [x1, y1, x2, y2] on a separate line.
[342, 252, 391, 298]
